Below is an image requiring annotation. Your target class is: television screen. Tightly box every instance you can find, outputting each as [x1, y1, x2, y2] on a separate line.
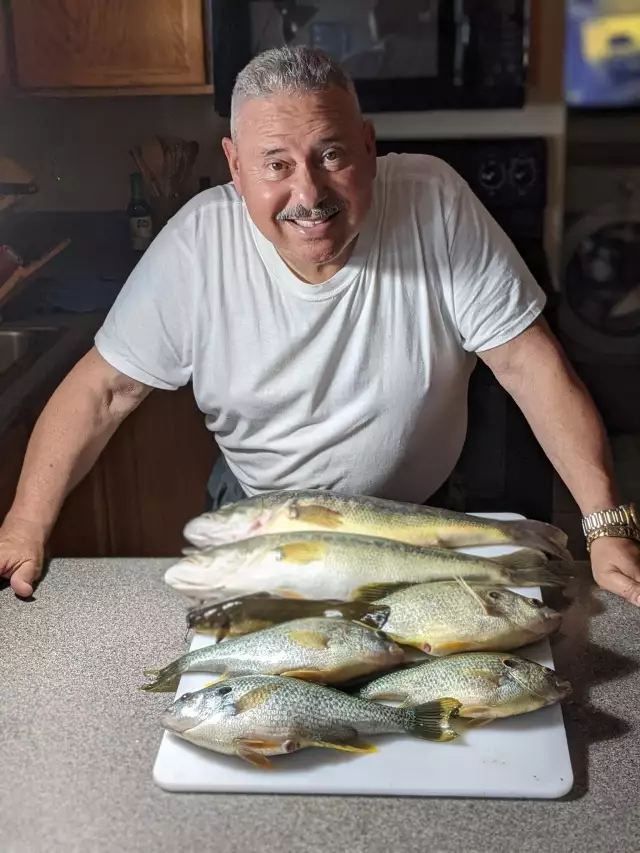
[565, 0, 640, 107]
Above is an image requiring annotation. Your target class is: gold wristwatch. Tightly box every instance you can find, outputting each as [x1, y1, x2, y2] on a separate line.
[582, 502, 640, 551]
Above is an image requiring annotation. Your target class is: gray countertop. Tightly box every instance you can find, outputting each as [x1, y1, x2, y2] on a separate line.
[1, 558, 639, 853]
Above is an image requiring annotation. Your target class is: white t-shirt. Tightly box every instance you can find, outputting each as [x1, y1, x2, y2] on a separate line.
[94, 153, 546, 503]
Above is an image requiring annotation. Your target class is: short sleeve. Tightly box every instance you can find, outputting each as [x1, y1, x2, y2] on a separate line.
[445, 175, 547, 353]
[94, 214, 198, 390]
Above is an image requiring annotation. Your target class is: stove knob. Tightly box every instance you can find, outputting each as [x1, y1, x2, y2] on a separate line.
[478, 159, 506, 192]
[509, 156, 537, 193]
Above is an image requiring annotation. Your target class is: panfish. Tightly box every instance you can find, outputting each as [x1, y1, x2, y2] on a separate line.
[358, 581, 562, 655]
[141, 617, 405, 692]
[357, 652, 572, 723]
[186, 593, 391, 641]
[183, 488, 571, 560]
[165, 530, 562, 602]
[161, 674, 461, 767]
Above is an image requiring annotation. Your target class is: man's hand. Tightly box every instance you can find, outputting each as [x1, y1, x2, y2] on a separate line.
[0, 516, 46, 598]
[589, 536, 640, 607]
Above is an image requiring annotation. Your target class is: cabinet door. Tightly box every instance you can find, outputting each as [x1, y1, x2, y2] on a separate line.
[11, 0, 206, 89]
[0, 420, 30, 524]
[0, 6, 10, 90]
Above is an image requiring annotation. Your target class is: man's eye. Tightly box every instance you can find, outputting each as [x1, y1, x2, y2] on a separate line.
[267, 162, 286, 172]
[323, 150, 340, 163]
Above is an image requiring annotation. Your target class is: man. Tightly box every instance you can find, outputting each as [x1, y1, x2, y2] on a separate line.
[1, 46, 639, 605]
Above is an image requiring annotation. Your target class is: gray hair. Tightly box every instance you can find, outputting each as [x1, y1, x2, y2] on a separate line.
[230, 45, 360, 140]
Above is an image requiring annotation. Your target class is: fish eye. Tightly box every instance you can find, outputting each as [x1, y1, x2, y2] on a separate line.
[217, 685, 233, 696]
[542, 666, 555, 675]
[375, 630, 389, 640]
[488, 591, 501, 601]
[529, 598, 544, 608]
[503, 658, 518, 669]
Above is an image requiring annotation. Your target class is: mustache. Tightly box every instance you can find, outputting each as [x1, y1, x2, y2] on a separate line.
[275, 200, 347, 221]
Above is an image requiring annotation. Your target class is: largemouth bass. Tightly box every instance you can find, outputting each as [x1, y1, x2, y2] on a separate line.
[358, 581, 562, 655]
[161, 675, 461, 767]
[183, 489, 571, 560]
[141, 616, 405, 692]
[357, 652, 572, 723]
[186, 593, 391, 640]
[165, 530, 562, 602]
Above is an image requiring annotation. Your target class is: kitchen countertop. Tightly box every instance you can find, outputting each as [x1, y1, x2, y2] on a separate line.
[1, 559, 639, 853]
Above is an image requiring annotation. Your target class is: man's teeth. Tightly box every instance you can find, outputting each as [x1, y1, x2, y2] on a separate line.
[290, 216, 332, 228]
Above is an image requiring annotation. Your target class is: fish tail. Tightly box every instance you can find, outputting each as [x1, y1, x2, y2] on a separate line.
[401, 697, 461, 742]
[499, 519, 573, 562]
[508, 565, 571, 588]
[489, 548, 548, 571]
[140, 658, 191, 693]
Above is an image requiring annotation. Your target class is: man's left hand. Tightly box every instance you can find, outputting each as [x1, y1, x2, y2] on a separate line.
[589, 536, 640, 606]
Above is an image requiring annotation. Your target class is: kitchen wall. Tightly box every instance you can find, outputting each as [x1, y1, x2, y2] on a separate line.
[0, 95, 232, 211]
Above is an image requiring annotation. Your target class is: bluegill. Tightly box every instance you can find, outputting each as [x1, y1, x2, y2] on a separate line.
[161, 675, 461, 767]
[142, 616, 405, 692]
[183, 489, 571, 560]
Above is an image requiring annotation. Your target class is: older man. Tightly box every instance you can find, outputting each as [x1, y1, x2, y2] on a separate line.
[1, 46, 639, 604]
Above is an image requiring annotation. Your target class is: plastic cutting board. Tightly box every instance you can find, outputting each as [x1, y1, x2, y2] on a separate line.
[151, 512, 574, 798]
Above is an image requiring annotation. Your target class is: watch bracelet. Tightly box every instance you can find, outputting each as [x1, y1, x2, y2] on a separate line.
[585, 524, 640, 552]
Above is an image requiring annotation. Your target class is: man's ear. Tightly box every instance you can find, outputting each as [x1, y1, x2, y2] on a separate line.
[222, 137, 243, 196]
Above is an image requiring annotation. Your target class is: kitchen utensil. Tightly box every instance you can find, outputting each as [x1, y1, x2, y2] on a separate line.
[0, 238, 71, 308]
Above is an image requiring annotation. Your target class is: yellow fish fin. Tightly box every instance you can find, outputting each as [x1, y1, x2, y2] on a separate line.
[453, 576, 501, 617]
[278, 542, 328, 564]
[288, 505, 343, 529]
[274, 588, 307, 599]
[458, 705, 495, 723]
[279, 667, 327, 681]
[431, 640, 478, 655]
[234, 683, 283, 714]
[308, 740, 378, 755]
[234, 739, 277, 769]
[353, 582, 415, 603]
[202, 674, 230, 689]
[288, 629, 329, 650]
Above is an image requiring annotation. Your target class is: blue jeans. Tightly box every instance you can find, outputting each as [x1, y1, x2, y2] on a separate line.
[205, 454, 455, 512]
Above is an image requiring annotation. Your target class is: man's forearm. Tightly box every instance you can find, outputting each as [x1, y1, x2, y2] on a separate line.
[481, 319, 620, 516]
[6, 350, 150, 540]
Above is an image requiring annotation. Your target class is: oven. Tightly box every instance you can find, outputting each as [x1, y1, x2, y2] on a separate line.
[210, 0, 531, 118]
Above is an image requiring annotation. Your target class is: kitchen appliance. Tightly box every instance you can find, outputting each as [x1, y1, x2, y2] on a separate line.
[375, 137, 556, 522]
[210, 0, 531, 117]
[152, 543, 573, 799]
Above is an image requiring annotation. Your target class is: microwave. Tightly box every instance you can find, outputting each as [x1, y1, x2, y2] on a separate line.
[210, 0, 531, 118]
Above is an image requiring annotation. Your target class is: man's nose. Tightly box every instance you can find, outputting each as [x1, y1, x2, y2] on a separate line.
[291, 163, 328, 210]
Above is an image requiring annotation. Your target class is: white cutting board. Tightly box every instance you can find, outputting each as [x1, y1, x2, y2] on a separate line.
[152, 513, 574, 798]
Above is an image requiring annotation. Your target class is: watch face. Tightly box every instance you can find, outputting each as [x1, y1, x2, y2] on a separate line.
[565, 220, 640, 338]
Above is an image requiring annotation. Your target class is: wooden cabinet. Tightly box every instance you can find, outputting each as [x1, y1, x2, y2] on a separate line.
[10, 0, 209, 93]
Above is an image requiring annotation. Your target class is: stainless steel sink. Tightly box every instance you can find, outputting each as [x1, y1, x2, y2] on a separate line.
[0, 327, 62, 377]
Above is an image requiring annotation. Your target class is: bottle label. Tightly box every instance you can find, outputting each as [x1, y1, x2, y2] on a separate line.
[130, 215, 153, 251]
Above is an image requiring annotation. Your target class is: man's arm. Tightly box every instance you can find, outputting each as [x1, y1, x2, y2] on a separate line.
[0, 346, 152, 596]
[479, 316, 640, 606]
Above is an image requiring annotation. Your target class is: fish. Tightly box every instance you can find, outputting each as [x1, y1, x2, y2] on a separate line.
[357, 581, 562, 655]
[357, 652, 572, 723]
[183, 488, 571, 561]
[160, 674, 462, 767]
[164, 530, 563, 603]
[141, 616, 405, 692]
[186, 593, 391, 641]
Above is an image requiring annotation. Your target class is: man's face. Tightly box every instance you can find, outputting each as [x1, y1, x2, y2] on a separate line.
[222, 88, 377, 282]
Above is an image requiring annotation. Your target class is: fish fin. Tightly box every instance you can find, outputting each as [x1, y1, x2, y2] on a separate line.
[402, 698, 461, 742]
[288, 629, 329, 650]
[274, 588, 307, 599]
[203, 674, 229, 689]
[279, 668, 326, 681]
[489, 548, 548, 571]
[234, 683, 283, 713]
[234, 740, 275, 769]
[278, 541, 328, 564]
[498, 519, 573, 562]
[453, 576, 501, 616]
[351, 604, 391, 631]
[459, 705, 495, 726]
[140, 659, 187, 693]
[308, 740, 378, 755]
[353, 582, 415, 604]
[289, 505, 343, 529]
[508, 567, 568, 588]
[431, 640, 476, 655]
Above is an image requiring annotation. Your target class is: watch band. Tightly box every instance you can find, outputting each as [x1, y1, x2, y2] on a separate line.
[582, 502, 640, 551]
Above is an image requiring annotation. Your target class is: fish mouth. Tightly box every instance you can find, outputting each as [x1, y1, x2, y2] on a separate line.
[161, 708, 195, 734]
